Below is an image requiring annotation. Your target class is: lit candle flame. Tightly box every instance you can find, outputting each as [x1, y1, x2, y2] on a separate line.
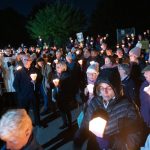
[16, 66, 22, 70]
[30, 73, 37, 81]
[47, 62, 51, 65]
[76, 50, 80, 55]
[89, 117, 107, 138]
[90, 61, 96, 65]
[54, 59, 58, 64]
[144, 85, 150, 95]
[53, 78, 60, 86]
[87, 84, 94, 93]
[78, 60, 83, 65]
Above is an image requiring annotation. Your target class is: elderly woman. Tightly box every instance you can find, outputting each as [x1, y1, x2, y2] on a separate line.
[74, 68, 144, 150]
[84, 63, 99, 105]
[0, 109, 43, 150]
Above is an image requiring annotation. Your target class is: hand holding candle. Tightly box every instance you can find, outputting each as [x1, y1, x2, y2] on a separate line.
[53, 78, 60, 87]
[76, 50, 80, 55]
[90, 61, 96, 65]
[30, 73, 37, 81]
[144, 85, 150, 95]
[54, 59, 58, 64]
[78, 60, 83, 66]
[47, 62, 51, 65]
[16, 66, 22, 70]
[89, 117, 107, 138]
[87, 84, 94, 94]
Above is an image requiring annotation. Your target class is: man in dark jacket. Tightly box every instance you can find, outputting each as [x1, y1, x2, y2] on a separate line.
[13, 55, 42, 126]
[74, 68, 144, 150]
[140, 65, 150, 134]
[0, 109, 43, 150]
[118, 63, 138, 105]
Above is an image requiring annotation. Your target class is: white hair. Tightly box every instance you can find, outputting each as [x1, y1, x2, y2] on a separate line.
[0, 109, 32, 139]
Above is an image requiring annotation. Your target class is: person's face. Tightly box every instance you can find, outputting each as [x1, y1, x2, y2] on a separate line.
[138, 35, 142, 40]
[129, 53, 137, 62]
[3, 131, 30, 150]
[98, 83, 115, 101]
[56, 64, 63, 74]
[105, 57, 111, 65]
[22, 57, 32, 69]
[91, 51, 98, 58]
[101, 43, 107, 50]
[116, 50, 123, 58]
[87, 72, 98, 82]
[106, 49, 112, 56]
[118, 66, 126, 78]
[84, 50, 90, 58]
[144, 71, 150, 83]
[56, 52, 62, 59]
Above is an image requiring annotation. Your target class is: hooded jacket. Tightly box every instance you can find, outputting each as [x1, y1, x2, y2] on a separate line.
[74, 68, 143, 150]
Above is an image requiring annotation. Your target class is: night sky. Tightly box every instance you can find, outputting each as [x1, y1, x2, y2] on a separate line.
[0, 0, 98, 16]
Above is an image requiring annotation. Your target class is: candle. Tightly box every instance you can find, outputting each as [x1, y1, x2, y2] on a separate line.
[144, 85, 150, 95]
[30, 73, 37, 81]
[89, 117, 107, 138]
[47, 62, 51, 65]
[54, 59, 58, 64]
[76, 50, 80, 55]
[122, 44, 125, 48]
[53, 78, 60, 86]
[101, 50, 104, 54]
[78, 60, 83, 65]
[16, 66, 22, 70]
[87, 84, 94, 93]
[90, 61, 96, 65]
[131, 33, 134, 37]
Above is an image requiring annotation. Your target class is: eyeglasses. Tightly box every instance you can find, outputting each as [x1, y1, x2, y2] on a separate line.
[99, 86, 112, 92]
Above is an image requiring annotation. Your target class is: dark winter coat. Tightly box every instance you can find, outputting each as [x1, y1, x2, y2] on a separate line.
[74, 67, 143, 150]
[74, 96, 143, 150]
[13, 67, 35, 101]
[140, 80, 150, 127]
[1, 134, 43, 150]
[13, 67, 42, 108]
[53, 71, 74, 111]
[121, 76, 137, 104]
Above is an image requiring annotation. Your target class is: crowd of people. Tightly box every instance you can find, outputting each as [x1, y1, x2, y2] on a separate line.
[0, 29, 150, 149]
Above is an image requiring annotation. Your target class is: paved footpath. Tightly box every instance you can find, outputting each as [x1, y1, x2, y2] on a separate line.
[34, 107, 87, 150]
